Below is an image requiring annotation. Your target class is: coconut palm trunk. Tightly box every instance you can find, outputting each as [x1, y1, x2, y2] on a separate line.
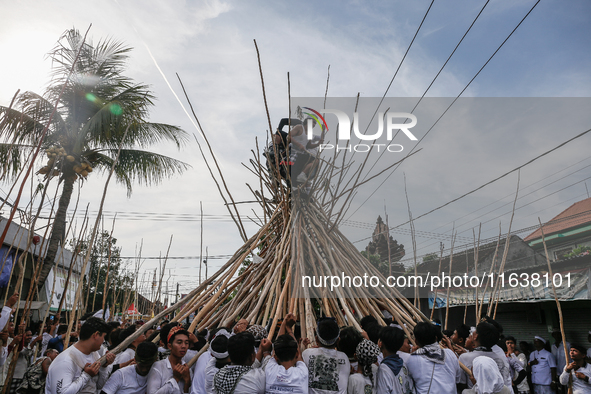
[38, 173, 75, 288]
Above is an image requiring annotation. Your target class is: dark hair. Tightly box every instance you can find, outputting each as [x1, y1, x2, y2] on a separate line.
[365, 323, 383, 345]
[414, 322, 437, 347]
[456, 324, 470, 341]
[338, 327, 363, 358]
[442, 329, 454, 338]
[119, 325, 137, 345]
[211, 335, 228, 353]
[228, 332, 255, 366]
[57, 324, 68, 335]
[108, 328, 122, 350]
[433, 323, 443, 342]
[571, 343, 587, 356]
[168, 329, 190, 346]
[274, 334, 298, 362]
[317, 318, 339, 348]
[519, 341, 531, 357]
[476, 322, 499, 349]
[211, 335, 230, 368]
[160, 322, 179, 346]
[360, 316, 378, 331]
[136, 341, 158, 360]
[293, 323, 301, 341]
[147, 330, 161, 343]
[379, 326, 405, 353]
[505, 335, 517, 344]
[80, 317, 112, 341]
[482, 316, 503, 334]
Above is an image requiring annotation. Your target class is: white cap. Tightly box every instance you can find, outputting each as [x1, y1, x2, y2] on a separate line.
[534, 336, 546, 344]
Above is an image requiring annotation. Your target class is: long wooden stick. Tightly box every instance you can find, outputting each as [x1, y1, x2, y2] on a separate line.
[538, 218, 572, 394]
[64, 123, 131, 348]
[444, 231, 456, 330]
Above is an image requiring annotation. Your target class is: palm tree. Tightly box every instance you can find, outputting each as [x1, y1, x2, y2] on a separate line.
[0, 29, 190, 289]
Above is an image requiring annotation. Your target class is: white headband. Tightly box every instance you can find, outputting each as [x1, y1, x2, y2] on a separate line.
[534, 336, 546, 344]
[210, 349, 229, 359]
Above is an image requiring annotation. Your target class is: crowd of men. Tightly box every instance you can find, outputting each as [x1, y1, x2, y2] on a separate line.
[0, 292, 590, 394]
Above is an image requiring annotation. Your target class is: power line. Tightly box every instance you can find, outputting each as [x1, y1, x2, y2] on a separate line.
[346, 0, 543, 220]
[352, 124, 591, 245]
[357, 0, 491, 184]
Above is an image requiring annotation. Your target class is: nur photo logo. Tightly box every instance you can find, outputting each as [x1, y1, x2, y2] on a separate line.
[300, 106, 418, 153]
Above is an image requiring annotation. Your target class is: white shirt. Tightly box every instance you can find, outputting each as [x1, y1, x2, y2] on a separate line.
[189, 351, 212, 394]
[396, 351, 410, 364]
[265, 357, 308, 394]
[0, 306, 12, 332]
[406, 348, 460, 394]
[115, 348, 136, 365]
[102, 365, 149, 394]
[34, 331, 55, 359]
[45, 344, 110, 394]
[529, 349, 556, 385]
[204, 356, 220, 394]
[14, 346, 34, 379]
[348, 374, 372, 394]
[303, 347, 350, 394]
[459, 349, 512, 390]
[510, 353, 529, 393]
[147, 358, 192, 394]
[552, 341, 571, 376]
[375, 361, 413, 394]
[215, 365, 266, 394]
[559, 363, 591, 394]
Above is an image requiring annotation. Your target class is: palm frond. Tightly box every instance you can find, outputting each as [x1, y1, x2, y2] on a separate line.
[88, 149, 190, 196]
[0, 92, 66, 145]
[0, 143, 34, 182]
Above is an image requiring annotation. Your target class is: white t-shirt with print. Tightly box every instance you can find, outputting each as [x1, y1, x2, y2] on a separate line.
[265, 357, 308, 394]
[302, 347, 350, 394]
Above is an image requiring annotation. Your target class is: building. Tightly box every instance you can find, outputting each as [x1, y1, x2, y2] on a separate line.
[407, 197, 591, 346]
[524, 196, 591, 261]
[0, 216, 86, 319]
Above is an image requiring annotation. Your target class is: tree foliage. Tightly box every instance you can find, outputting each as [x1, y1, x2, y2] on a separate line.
[73, 230, 134, 313]
[0, 28, 190, 288]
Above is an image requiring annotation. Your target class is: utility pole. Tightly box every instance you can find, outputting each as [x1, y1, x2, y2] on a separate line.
[174, 282, 180, 319]
[205, 246, 209, 281]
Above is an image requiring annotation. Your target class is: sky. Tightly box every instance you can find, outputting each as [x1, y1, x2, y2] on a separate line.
[1, 0, 590, 301]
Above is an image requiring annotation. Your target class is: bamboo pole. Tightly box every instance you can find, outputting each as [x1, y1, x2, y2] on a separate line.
[102, 216, 117, 316]
[490, 172, 520, 319]
[430, 243, 444, 321]
[538, 218, 572, 394]
[444, 231, 456, 330]
[64, 122, 132, 349]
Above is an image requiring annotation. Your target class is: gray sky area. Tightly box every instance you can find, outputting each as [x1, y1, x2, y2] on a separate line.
[1, 0, 590, 298]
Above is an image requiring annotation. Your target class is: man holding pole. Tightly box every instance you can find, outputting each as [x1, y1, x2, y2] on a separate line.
[45, 317, 116, 394]
[560, 344, 591, 394]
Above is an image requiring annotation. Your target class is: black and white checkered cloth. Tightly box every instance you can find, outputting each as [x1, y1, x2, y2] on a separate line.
[214, 365, 252, 394]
